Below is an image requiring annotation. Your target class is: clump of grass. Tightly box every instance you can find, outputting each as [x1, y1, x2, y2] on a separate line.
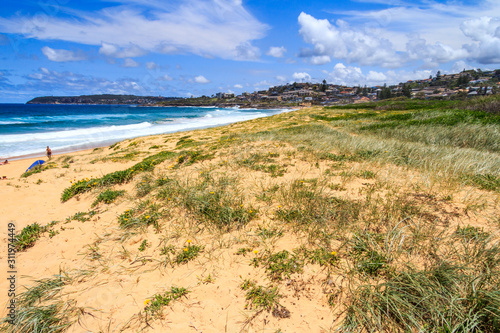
[275, 180, 361, 233]
[21, 162, 57, 178]
[0, 274, 78, 332]
[66, 211, 96, 223]
[138, 240, 149, 252]
[136, 175, 154, 197]
[61, 151, 176, 202]
[454, 225, 489, 242]
[144, 286, 189, 318]
[174, 243, 203, 264]
[172, 151, 214, 168]
[238, 153, 287, 177]
[465, 173, 500, 192]
[350, 233, 388, 276]
[236, 247, 253, 256]
[256, 225, 283, 240]
[240, 280, 289, 318]
[252, 250, 304, 281]
[13, 223, 45, 251]
[117, 202, 161, 230]
[341, 260, 500, 332]
[92, 189, 125, 206]
[160, 173, 257, 232]
[301, 247, 338, 267]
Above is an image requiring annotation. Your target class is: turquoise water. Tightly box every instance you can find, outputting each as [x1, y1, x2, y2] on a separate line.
[0, 104, 286, 159]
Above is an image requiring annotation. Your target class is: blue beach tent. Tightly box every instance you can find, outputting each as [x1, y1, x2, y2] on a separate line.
[26, 160, 45, 172]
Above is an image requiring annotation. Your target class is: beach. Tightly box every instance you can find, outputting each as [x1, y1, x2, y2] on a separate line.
[1, 104, 499, 332]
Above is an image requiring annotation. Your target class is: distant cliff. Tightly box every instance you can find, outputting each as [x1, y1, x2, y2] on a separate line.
[27, 94, 180, 105]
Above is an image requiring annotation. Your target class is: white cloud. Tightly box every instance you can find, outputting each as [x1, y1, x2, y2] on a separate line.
[292, 72, 311, 82]
[234, 84, 243, 89]
[41, 46, 86, 62]
[450, 60, 475, 73]
[146, 62, 158, 70]
[234, 42, 261, 60]
[461, 16, 500, 64]
[320, 2, 500, 67]
[99, 43, 146, 58]
[276, 75, 287, 82]
[366, 70, 387, 82]
[254, 80, 272, 89]
[158, 74, 174, 81]
[310, 55, 331, 65]
[123, 58, 140, 67]
[23, 67, 149, 95]
[267, 46, 286, 58]
[194, 75, 210, 84]
[406, 36, 467, 68]
[0, 0, 268, 61]
[298, 12, 403, 68]
[324, 62, 432, 86]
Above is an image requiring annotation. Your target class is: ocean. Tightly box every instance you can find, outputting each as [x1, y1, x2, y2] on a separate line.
[0, 104, 288, 160]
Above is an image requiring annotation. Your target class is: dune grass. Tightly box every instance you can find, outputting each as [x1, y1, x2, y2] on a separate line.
[8, 96, 500, 332]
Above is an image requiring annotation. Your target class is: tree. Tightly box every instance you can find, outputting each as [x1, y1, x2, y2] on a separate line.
[378, 84, 393, 100]
[321, 79, 327, 92]
[402, 84, 412, 98]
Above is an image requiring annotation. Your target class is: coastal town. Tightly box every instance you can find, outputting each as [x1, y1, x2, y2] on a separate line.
[212, 68, 500, 107]
[27, 68, 500, 107]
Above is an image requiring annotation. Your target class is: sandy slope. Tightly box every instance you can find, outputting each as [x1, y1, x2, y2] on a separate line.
[0, 111, 498, 332]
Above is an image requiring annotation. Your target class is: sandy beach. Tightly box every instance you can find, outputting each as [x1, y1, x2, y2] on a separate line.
[1, 106, 498, 332]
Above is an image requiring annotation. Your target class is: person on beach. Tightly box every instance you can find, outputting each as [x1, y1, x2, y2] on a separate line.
[0, 160, 7, 165]
[46, 146, 52, 160]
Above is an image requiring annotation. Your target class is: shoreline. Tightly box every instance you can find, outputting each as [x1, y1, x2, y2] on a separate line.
[1, 107, 298, 161]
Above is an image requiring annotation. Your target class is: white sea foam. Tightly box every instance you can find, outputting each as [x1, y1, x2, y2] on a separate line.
[0, 107, 290, 159]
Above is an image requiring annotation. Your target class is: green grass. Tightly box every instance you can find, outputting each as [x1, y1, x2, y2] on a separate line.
[252, 250, 304, 281]
[342, 262, 500, 332]
[13, 223, 44, 251]
[144, 286, 189, 319]
[158, 173, 258, 232]
[21, 162, 57, 178]
[61, 151, 176, 202]
[238, 153, 287, 177]
[92, 189, 125, 206]
[0, 274, 78, 333]
[240, 280, 281, 310]
[174, 244, 203, 264]
[117, 202, 161, 230]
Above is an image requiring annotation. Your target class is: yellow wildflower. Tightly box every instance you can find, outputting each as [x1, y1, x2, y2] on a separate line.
[145, 215, 150, 219]
[253, 249, 259, 254]
[187, 239, 192, 244]
[184, 248, 189, 252]
[331, 251, 337, 256]
[210, 191, 214, 194]
[144, 299, 151, 305]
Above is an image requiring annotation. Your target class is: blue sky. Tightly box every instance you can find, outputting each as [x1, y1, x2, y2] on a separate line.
[0, 0, 499, 103]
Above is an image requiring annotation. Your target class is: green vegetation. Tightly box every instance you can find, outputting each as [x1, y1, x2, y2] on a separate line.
[13, 222, 59, 251]
[174, 244, 203, 264]
[117, 202, 161, 230]
[157, 173, 258, 232]
[240, 280, 289, 318]
[92, 189, 125, 206]
[0, 274, 79, 332]
[144, 287, 189, 318]
[21, 162, 57, 178]
[61, 151, 176, 202]
[238, 152, 287, 177]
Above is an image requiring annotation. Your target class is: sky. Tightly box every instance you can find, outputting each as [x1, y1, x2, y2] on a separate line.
[0, 0, 499, 103]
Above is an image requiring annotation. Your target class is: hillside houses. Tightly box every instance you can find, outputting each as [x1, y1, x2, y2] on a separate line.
[208, 69, 499, 107]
